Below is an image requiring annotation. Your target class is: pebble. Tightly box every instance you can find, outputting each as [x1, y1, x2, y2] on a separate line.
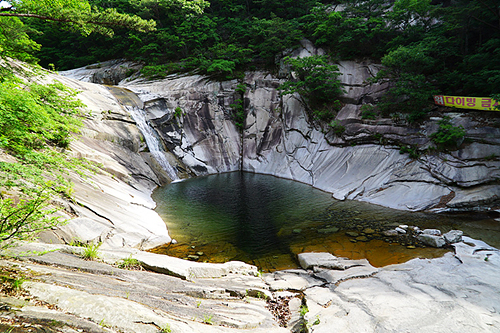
[349, 239, 357, 243]
[196, 252, 204, 256]
[383, 230, 398, 237]
[363, 228, 375, 234]
[187, 255, 199, 261]
[395, 227, 407, 234]
[293, 229, 302, 234]
[407, 245, 416, 249]
[346, 231, 359, 237]
[356, 236, 369, 242]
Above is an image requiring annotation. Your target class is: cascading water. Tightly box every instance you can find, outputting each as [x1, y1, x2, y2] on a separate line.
[106, 86, 179, 181]
[126, 105, 179, 181]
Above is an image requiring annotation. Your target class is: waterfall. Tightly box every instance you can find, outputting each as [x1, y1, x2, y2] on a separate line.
[106, 86, 179, 181]
[126, 105, 179, 181]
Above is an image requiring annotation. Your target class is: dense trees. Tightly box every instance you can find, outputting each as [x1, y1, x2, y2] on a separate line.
[0, 0, 166, 247]
[24, 0, 500, 105]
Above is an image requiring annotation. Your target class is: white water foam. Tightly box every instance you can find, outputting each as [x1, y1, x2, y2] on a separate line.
[126, 105, 179, 181]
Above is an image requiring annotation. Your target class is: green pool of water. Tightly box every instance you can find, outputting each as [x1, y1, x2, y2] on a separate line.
[152, 172, 500, 271]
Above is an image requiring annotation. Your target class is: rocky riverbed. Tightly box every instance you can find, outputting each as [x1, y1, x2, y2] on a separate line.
[0, 236, 499, 332]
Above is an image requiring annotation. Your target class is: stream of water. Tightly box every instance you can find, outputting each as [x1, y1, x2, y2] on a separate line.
[152, 171, 500, 271]
[106, 86, 179, 181]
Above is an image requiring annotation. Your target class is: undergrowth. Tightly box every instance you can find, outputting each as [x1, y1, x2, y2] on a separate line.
[0, 66, 94, 247]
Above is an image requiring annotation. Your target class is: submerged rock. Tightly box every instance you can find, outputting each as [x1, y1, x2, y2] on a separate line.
[317, 227, 339, 234]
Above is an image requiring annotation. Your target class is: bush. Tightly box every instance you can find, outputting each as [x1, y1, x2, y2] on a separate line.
[81, 242, 101, 260]
[0, 186, 61, 247]
[230, 83, 247, 130]
[329, 120, 345, 136]
[360, 104, 377, 120]
[279, 55, 344, 122]
[174, 107, 183, 118]
[430, 116, 466, 150]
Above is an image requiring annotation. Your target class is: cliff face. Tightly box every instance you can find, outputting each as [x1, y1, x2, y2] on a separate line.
[59, 52, 500, 214]
[34, 72, 172, 250]
[108, 65, 498, 213]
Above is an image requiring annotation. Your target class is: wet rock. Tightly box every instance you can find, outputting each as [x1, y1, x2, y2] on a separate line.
[356, 236, 369, 242]
[383, 229, 398, 237]
[417, 234, 446, 248]
[317, 227, 339, 234]
[395, 227, 407, 234]
[363, 228, 375, 234]
[345, 232, 359, 237]
[443, 230, 463, 244]
[422, 229, 442, 236]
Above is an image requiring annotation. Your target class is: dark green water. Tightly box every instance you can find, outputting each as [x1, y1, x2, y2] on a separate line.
[152, 172, 500, 271]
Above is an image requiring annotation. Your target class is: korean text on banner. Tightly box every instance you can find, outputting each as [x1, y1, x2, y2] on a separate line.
[434, 95, 499, 111]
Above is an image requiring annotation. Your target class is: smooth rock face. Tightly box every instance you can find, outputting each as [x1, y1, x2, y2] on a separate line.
[38, 73, 173, 250]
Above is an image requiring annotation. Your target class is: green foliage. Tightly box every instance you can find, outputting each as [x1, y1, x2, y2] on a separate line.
[81, 242, 101, 260]
[0, 17, 41, 63]
[0, 267, 27, 295]
[0, 75, 83, 156]
[141, 63, 182, 79]
[280, 55, 343, 122]
[399, 145, 420, 159]
[173, 107, 183, 118]
[329, 120, 345, 136]
[159, 323, 172, 333]
[430, 116, 466, 150]
[360, 104, 377, 120]
[230, 83, 247, 130]
[0, 186, 61, 247]
[202, 314, 213, 325]
[0, 67, 96, 248]
[2, 0, 157, 37]
[299, 304, 309, 317]
[492, 94, 500, 111]
[116, 255, 142, 270]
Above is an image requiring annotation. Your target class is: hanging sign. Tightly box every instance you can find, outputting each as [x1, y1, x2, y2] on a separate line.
[434, 95, 499, 111]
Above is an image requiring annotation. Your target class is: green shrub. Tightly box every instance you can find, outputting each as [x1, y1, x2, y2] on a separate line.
[430, 116, 466, 150]
[329, 120, 345, 136]
[174, 107, 183, 118]
[360, 104, 377, 120]
[81, 242, 101, 261]
[116, 255, 142, 270]
[279, 55, 344, 122]
[230, 83, 247, 130]
[399, 145, 420, 159]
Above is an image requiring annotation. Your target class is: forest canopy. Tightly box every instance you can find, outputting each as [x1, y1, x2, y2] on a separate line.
[19, 0, 500, 100]
[1, 0, 499, 117]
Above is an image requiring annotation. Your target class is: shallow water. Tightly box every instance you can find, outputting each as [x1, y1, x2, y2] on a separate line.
[152, 172, 500, 271]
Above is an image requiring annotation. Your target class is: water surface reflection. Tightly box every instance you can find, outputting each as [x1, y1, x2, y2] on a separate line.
[152, 172, 499, 271]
